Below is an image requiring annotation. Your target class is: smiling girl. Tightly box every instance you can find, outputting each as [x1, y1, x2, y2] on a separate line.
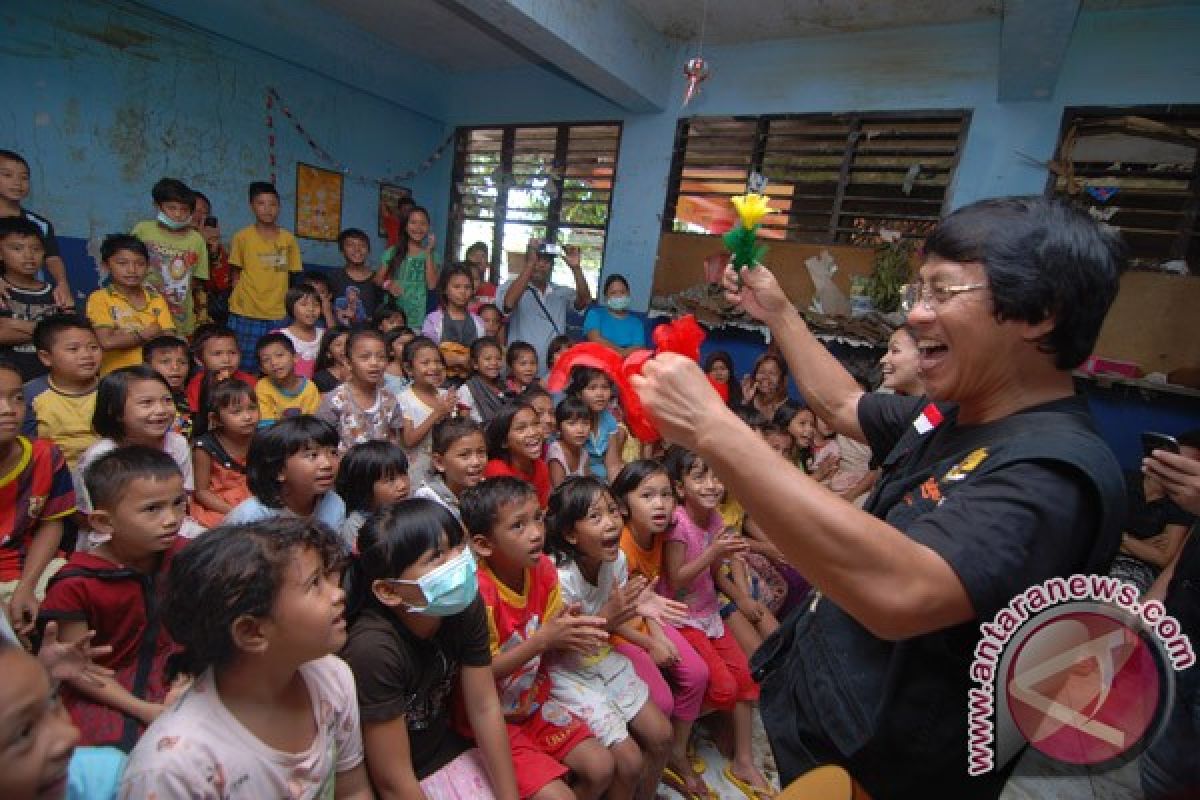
[483, 402, 551, 507]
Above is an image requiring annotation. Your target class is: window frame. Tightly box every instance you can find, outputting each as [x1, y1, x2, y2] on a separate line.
[662, 110, 972, 245]
[446, 121, 623, 283]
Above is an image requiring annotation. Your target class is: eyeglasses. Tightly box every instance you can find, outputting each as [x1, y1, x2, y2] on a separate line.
[899, 282, 988, 312]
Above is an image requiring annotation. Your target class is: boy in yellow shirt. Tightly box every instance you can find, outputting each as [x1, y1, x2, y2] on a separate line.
[23, 316, 102, 469]
[254, 332, 319, 426]
[228, 182, 302, 373]
[86, 234, 175, 375]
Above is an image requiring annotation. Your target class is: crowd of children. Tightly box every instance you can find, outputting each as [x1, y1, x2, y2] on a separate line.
[0, 150, 896, 800]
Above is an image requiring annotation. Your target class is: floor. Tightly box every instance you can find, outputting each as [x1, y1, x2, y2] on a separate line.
[658, 712, 781, 799]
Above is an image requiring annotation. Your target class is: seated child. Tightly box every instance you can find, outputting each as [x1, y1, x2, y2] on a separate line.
[142, 335, 193, 439]
[547, 396, 592, 487]
[478, 302, 505, 344]
[660, 446, 772, 799]
[341, 499, 520, 798]
[0, 217, 69, 381]
[120, 518, 368, 796]
[413, 416, 488, 522]
[456, 336, 507, 423]
[0, 357, 74, 638]
[318, 330, 407, 452]
[40, 446, 187, 750]
[545, 477, 672, 800]
[274, 284, 324, 378]
[612, 460, 713, 798]
[254, 332, 320, 425]
[563, 367, 625, 482]
[191, 379, 258, 529]
[397, 336, 458, 486]
[22, 315, 102, 469]
[76, 366, 194, 522]
[522, 385, 557, 445]
[505, 341, 538, 395]
[184, 324, 256, 412]
[312, 325, 351, 393]
[334, 441, 410, 550]
[461, 477, 614, 800]
[85, 234, 174, 375]
[484, 403, 551, 508]
[383, 327, 414, 396]
[224, 415, 346, 531]
[371, 304, 407, 334]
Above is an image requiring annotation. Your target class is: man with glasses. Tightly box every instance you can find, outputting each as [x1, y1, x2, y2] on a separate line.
[631, 197, 1128, 799]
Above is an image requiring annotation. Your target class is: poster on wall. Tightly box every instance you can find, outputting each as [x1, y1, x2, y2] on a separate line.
[295, 163, 343, 241]
[379, 183, 412, 238]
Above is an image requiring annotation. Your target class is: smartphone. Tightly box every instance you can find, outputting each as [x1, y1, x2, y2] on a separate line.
[1142, 432, 1180, 457]
[204, 216, 218, 227]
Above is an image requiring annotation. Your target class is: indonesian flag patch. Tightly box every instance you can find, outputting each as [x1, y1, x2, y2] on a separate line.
[913, 403, 944, 435]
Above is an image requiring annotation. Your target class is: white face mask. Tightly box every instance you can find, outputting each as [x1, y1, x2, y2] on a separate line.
[388, 547, 478, 617]
[606, 295, 631, 312]
[157, 211, 190, 231]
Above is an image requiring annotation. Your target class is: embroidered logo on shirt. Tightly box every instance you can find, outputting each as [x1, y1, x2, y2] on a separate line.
[944, 448, 990, 482]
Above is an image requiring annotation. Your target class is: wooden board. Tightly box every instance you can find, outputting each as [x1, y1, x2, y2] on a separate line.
[1094, 271, 1200, 376]
[653, 232, 878, 308]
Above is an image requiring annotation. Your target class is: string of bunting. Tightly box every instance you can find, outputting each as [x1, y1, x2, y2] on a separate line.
[265, 87, 454, 187]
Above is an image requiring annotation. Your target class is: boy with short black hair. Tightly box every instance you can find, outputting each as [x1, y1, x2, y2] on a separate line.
[461, 476, 613, 800]
[0, 149, 73, 307]
[228, 182, 302, 373]
[131, 178, 210, 337]
[40, 445, 187, 749]
[86, 233, 174, 375]
[0, 217, 69, 381]
[142, 335, 193, 439]
[330, 228, 382, 326]
[24, 315, 102, 469]
[184, 324, 256, 412]
[254, 332, 319, 425]
[275, 284, 323, 378]
[0, 356, 75, 638]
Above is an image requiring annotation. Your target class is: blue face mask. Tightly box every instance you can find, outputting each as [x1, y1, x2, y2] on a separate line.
[606, 295, 631, 312]
[157, 211, 191, 231]
[392, 546, 478, 617]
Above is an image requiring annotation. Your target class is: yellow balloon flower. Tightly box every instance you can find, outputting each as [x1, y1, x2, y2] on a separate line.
[731, 193, 770, 229]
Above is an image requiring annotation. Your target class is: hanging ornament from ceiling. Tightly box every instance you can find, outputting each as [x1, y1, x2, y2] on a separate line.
[682, 0, 711, 108]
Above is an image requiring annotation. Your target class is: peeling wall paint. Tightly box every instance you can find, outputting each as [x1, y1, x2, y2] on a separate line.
[1, 0, 448, 294]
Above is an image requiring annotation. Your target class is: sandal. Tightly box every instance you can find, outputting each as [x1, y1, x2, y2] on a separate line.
[663, 765, 716, 799]
[723, 765, 777, 800]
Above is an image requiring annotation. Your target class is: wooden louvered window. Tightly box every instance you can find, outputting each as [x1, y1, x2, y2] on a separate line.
[664, 111, 970, 245]
[1050, 106, 1200, 273]
[448, 123, 621, 288]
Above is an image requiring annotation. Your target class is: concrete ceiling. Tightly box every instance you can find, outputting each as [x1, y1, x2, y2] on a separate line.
[627, 0, 1199, 43]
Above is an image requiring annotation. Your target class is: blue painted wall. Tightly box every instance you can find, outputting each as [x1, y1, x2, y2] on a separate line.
[439, 5, 1200, 310]
[1, 0, 449, 300]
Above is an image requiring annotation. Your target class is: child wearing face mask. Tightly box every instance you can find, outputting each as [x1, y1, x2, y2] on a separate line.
[341, 498, 520, 799]
[583, 274, 645, 356]
[130, 178, 209, 337]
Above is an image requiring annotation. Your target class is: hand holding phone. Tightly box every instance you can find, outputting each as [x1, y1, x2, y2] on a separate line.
[1142, 432, 1180, 458]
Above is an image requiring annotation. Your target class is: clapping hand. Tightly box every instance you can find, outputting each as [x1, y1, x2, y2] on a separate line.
[541, 604, 609, 656]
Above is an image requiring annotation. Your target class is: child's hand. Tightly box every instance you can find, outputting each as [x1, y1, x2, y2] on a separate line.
[434, 391, 459, 419]
[38, 621, 114, 687]
[648, 636, 680, 668]
[634, 585, 689, 628]
[540, 604, 608, 655]
[600, 576, 646, 630]
[6, 584, 38, 636]
[708, 531, 748, 563]
[423, 233, 437, 253]
[741, 601, 763, 625]
[741, 374, 756, 400]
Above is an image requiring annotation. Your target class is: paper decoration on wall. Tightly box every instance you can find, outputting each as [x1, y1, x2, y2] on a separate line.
[1086, 186, 1119, 203]
[746, 172, 768, 194]
[266, 88, 453, 187]
[295, 163, 343, 241]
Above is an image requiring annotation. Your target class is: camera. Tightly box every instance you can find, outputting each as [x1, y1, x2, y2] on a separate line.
[540, 243, 561, 256]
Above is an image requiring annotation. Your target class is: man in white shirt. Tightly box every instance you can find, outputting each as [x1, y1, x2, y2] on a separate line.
[500, 239, 592, 373]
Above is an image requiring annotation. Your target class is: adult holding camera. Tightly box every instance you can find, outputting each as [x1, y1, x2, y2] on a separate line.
[632, 197, 1128, 799]
[500, 238, 592, 373]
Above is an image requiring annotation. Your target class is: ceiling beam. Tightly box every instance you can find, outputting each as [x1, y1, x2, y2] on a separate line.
[442, 0, 674, 113]
[998, 0, 1081, 102]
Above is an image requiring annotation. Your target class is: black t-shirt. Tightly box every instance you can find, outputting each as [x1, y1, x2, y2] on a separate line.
[340, 597, 491, 779]
[22, 209, 61, 259]
[859, 393, 1101, 619]
[0, 282, 60, 380]
[1122, 473, 1195, 539]
[327, 270, 383, 326]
